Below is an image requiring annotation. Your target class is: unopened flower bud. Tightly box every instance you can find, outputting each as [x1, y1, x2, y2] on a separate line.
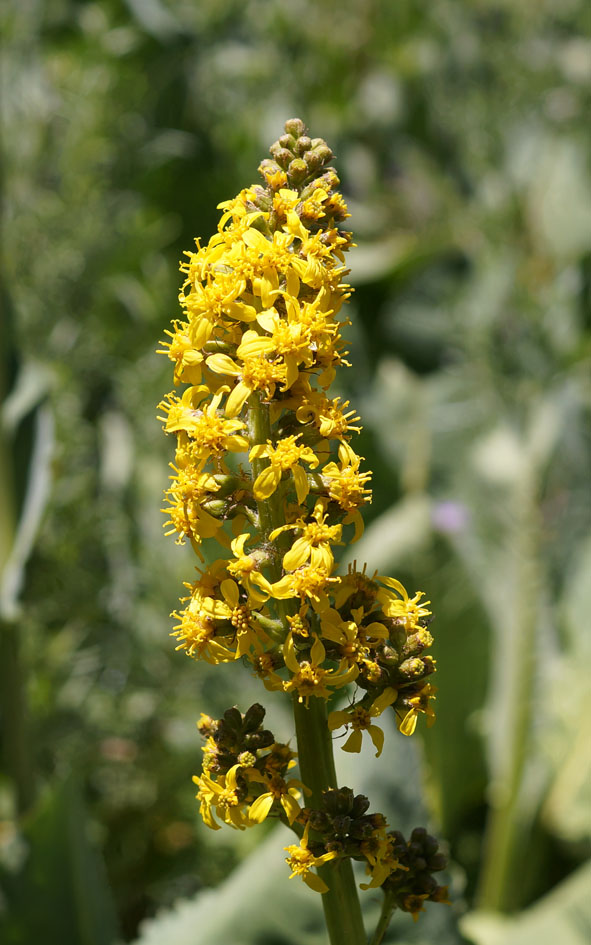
[399, 658, 425, 678]
[303, 149, 324, 173]
[274, 148, 295, 169]
[294, 135, 312, 154]
[243, 702, 266, 732]
[278, 133, 296, 150]
[287, 158, 309, 183]
[244, 729, 274, 750]
[284, 117, 306, 137]
[223, 707, 243, 731]
[237, 750, 257, 767]
[201, 498, 227, 517]
[313, 144, 333, 164]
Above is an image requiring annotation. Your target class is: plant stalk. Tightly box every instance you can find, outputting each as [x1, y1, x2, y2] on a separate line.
[294, 695, 367, 945]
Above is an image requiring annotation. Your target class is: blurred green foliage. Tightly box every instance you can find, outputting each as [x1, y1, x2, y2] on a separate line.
[1, 0, 590, 943]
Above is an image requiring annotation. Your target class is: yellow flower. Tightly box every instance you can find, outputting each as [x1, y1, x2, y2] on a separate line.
[377, 577, 431, 632]
[284, 821, 338, 894]
[193, 764, 251, 830]
[270, 564, 337, 612]
[319, 605, 388, 665]
[226, 533, 273, 603]
[277, 633, 358, 703]
[397, 683, 437, 736]
[157, 320, 204, 385]
[249, 435, 319, 505]
[162, 465, 224, 549]
[296, 393, 361, 440]
[206, 339, 287, 418]
[247, 772, 303, 825]
[270, 500, 343, 571]
[359, 829, 401, 889]
[328, 689, 397, 758]
[200, 578, 266, 659]
[170, 598, 235, 664]
[321, 445, 372, 539]
[158, 387, 249, 465]
[254, 306, 315, 389]
[232, 225, 296, 307]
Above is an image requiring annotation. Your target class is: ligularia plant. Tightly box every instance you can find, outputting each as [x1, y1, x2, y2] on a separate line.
[158, 119, 448, 945]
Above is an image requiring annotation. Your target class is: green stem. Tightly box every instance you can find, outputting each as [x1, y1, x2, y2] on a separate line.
[368, 893, 396, 945]
[247, 391, 365, 945]
[294, 696, 366, 945]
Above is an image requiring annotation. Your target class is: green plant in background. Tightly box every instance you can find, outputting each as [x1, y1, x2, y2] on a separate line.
[157, 119, 449, 944]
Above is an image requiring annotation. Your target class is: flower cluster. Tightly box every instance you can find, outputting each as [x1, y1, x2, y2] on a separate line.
[193, 704, 303, 830]
[159, 119, 445, 924]
[285, 788, 448, 908]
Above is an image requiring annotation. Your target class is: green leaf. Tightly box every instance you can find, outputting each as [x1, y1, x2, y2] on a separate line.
[0, 777, 120, 945]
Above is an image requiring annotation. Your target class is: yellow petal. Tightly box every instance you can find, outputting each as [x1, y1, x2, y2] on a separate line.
[302, 872, 329, 894]
[310, 545, 334, 571]
[253, 465, 281, 500]
[248, 793, 275, 824]
[378, 576, 408, 599]
[221, 579, 239, 608]
[206, 353, 240, 375]
[368, 724, 384, 758]
[283, 537, 310, 571]
[284, 633, 300, 673]
[242, 228, 269, 252]
[237, 332, 275, 359]
[342, 730, 363, 754]
[327, 710, 350, 731]
[280, 793, 301, 825]
[284, 355, 299, 390]
[310, 635, 326, 665]
[226, 381, 252, 418]
[269, 575, 294, 600]
[286, 267, 300, 298]
[292, 464, 309, 505]
[224, 301, 257, 322]
[224, 434, 249, 452]
[370, 686, 398, 715]
[399, 709, 418, 736]
[249, 443, 269, 460]
[256, 309, 277, 332]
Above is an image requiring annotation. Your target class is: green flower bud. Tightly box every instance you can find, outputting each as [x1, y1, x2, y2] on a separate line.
[287, 158, 309, 183]
[278, 133, 296, 150]
[399, 658, 425, 678]
[294, 135, 312, 154]
[313, 144, 333, 164]
[284, 117, 306, 137]
[273, 147, 294, 169]
[201, 498, 227, 517]
[303, 149, 324, 173]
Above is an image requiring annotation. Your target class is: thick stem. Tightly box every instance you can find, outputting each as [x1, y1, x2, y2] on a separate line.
[294, 696, 366, 945]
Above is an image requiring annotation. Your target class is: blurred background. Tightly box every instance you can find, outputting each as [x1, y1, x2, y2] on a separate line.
[2, 1, 590, 943]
